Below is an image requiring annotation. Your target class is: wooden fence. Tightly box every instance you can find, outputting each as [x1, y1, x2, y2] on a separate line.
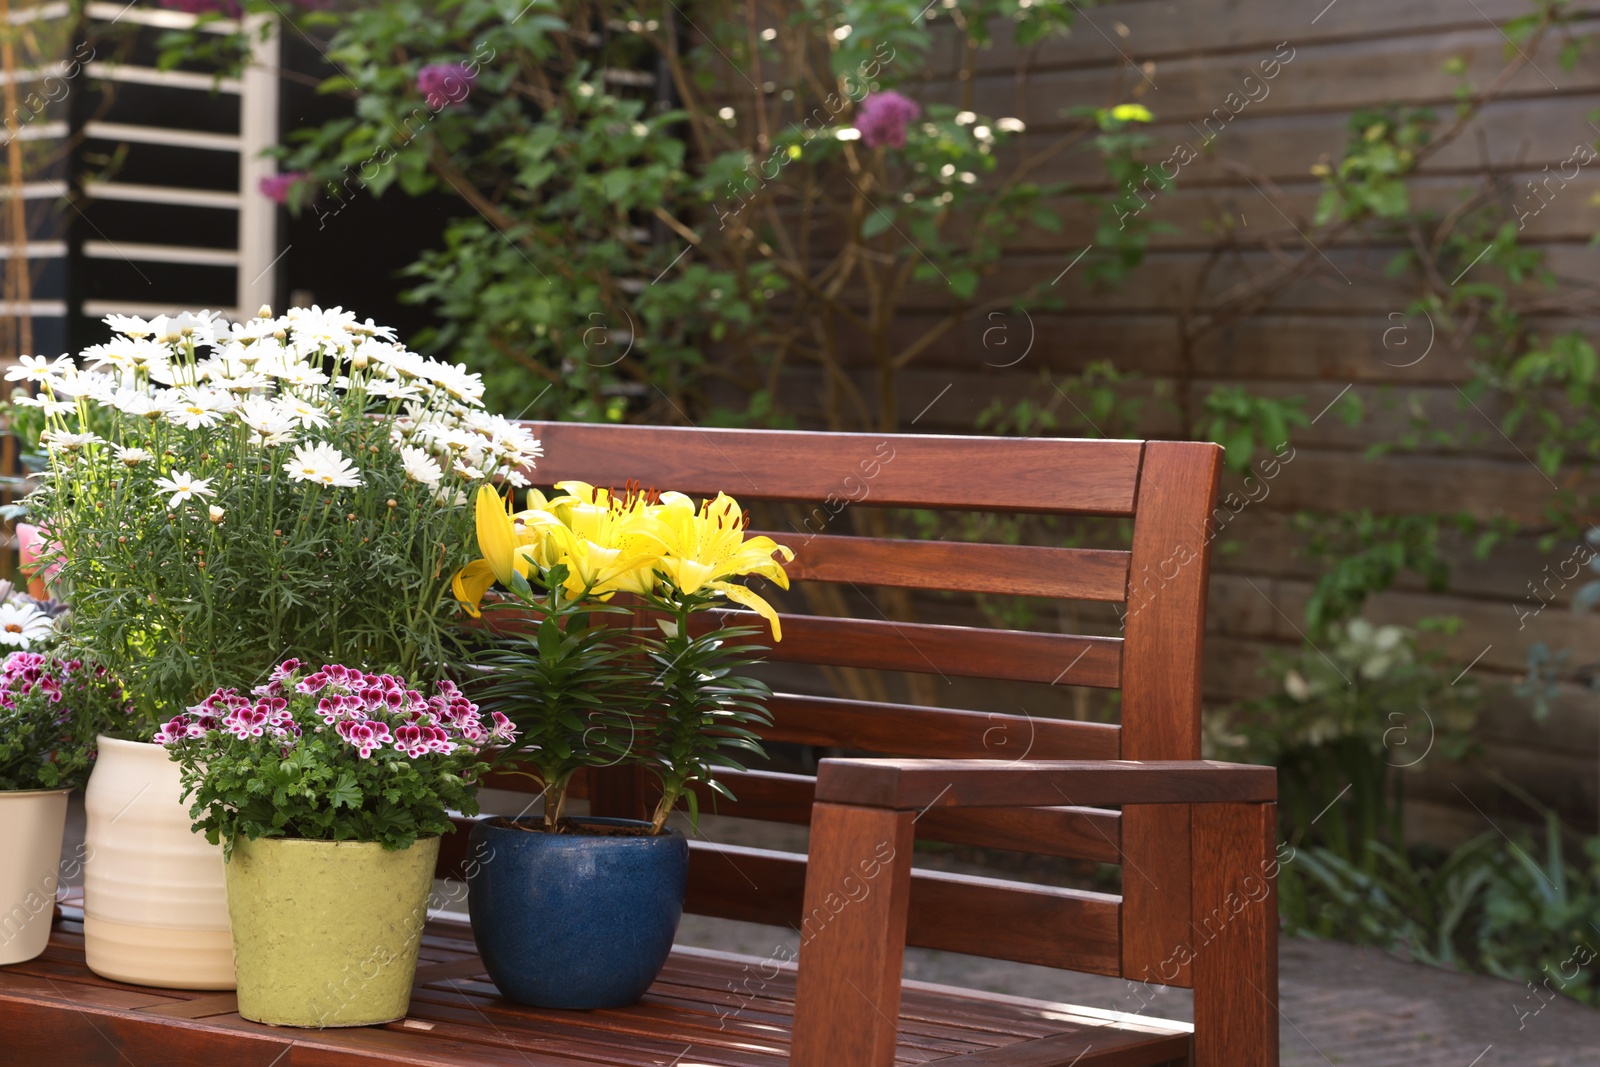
[880, 0, 1600, 838]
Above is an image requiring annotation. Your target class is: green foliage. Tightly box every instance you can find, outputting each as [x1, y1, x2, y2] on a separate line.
[1297, 511, 1483, 630]
[1282, 816, 1600, 1006]
[1214, 618, 1478, 860]
[1312, 106, 1434, 225]
[472, 593, 642, 831]
[155, 0, 1153, 432]
[1200, 386, 1311, 474]
[160, 664, 490, 855]
[639, 607, 773, 833]
[0, 651, 128, 791]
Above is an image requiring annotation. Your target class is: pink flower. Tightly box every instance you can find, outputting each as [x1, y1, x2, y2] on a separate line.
[223, 705, 269, 740]
[336, 719, 390, 759]
[854, 91, 921, 149]
[153, 715, 203, 745]
[16, 522, 61, 597]
[489, 711, 517, 744]
[417, 63, 476, 110]
[259, 172, 306, 205]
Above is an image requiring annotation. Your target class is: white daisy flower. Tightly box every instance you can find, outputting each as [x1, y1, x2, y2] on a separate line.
[148, 311, 222, 347]
[366, 377, 423, 402]
[208, 505, 226, 524]
[452, 458, 487, 481]
[154, 470, 216, 508]
[236, 397, 297, 444]
[167, 387, 233, 430]
[116, 446, 153, 467]
[273, 362, 331, 388]
[102, 313, 157, 338]
[397, 446, 443, 487]
[277, 395, 331, 430]
[41, 430, 104, 453]
[82, 337, 170, 376]
[424, 360, 486, 404]
[5, 353, 74, 383]
[283, 442, 363, 488]
[0, 601, 54, 648]
[12, 394, 77, 417]
[109, 390, 169, 421]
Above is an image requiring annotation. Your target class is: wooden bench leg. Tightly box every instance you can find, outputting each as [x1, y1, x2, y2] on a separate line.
[791, 802, 914, 1067]
[1191, 802, 1279, 1067]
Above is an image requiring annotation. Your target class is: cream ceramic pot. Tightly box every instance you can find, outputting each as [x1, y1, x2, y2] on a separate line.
[82, 735, 235, 988]
[0, 787, 71, 965]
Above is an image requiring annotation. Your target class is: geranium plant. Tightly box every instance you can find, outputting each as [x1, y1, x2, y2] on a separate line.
[0, 650, 129, 791]
[455, 482, 792, 834]
[157, 659, 504, 855]
[7, 307, 542, 736]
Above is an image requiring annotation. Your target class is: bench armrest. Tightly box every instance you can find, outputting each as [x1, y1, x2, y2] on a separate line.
[813, 757, 1276, 811]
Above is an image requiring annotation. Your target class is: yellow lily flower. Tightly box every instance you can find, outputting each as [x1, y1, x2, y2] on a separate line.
[452, 485, 539, 617]
[655, 492, 794, 639]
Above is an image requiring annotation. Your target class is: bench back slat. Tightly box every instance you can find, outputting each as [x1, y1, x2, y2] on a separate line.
[458, 424, 1220, 986]
[768, 532, 1132, 601]
[684, 842, 1123, 976]
[530, 423, 1143, 513]
[710, 612, 1123, 687]
[761, 694, 1121, 761]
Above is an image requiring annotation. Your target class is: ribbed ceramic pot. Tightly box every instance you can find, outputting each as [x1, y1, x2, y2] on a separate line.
[226, 835, 440, 1027]
[466, 816, 688, 1009]
[0, 787, 71, 965]
[82, 735, 235, 989]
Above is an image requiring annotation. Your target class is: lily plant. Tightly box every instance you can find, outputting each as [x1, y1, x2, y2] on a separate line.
[455, 482, 791, 834]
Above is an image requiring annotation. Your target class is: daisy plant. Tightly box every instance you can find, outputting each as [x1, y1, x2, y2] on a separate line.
[454, 482, 793, 835]
[6, 307, 543, 738]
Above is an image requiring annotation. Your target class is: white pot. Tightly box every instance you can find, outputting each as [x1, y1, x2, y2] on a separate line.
[0, 787, 71, 965]
[82, 735, 235, 989]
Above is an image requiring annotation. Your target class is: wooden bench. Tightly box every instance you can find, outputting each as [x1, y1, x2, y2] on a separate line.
[1, 424, 1279, 1066]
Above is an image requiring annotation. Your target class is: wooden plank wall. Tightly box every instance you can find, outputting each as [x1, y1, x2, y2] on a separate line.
[876, 0, 1600, 838]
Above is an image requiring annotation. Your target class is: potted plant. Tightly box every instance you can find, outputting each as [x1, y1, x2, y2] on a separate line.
[0, 645, 126, 965]
[454, 482, 792, 1009]
[8, 305, 541, 987]
[157, 660, 502, 1026]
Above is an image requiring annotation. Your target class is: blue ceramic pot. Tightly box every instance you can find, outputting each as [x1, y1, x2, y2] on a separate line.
[465, 816, 688, 1009]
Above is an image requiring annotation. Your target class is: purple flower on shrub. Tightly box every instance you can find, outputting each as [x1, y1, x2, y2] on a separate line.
[855, 91, 921, 149]
[258, 172, 307, 205]
[418, 63, 476, 110]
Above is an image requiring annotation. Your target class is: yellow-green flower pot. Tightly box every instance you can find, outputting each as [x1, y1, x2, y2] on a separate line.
[224, 835, 439, 1027]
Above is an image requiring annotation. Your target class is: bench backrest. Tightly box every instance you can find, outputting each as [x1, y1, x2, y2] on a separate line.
[482, 422, 1223, 989]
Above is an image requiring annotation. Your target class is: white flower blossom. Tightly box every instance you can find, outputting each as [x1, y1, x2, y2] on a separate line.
[154, 470, 216, 508]
[5, 353, 74, 383]
[0, 601, 54, 648]
[283, 442, 363, 489]
[398, 446, 443, 487]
